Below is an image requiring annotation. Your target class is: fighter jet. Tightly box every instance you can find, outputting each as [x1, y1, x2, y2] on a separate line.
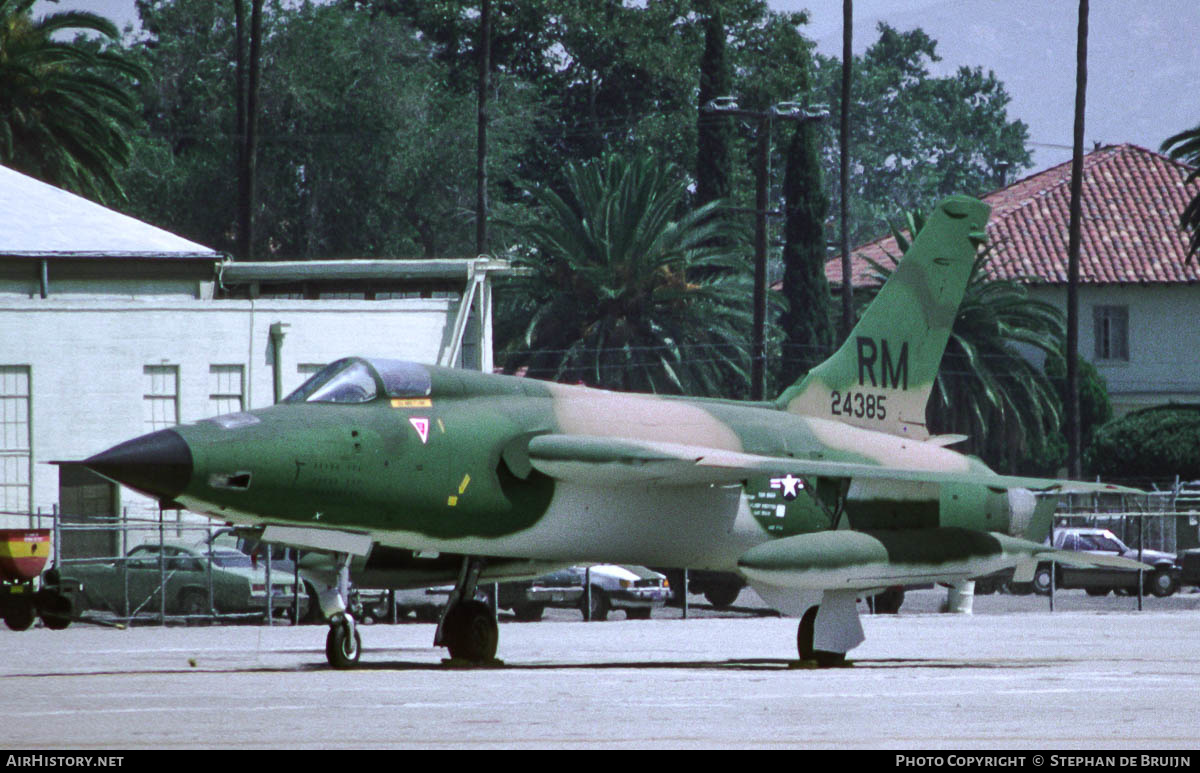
[75, 195, 1144, 667]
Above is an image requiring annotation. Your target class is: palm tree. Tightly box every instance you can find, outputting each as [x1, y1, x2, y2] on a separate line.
[498, 153, 756, 397]
[1161, 123, 1200, 262]
[0, 0, 144, 202]
[861, 211, 1066, 473]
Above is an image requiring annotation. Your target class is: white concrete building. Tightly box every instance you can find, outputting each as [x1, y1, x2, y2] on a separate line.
[0, 164, 509, 554]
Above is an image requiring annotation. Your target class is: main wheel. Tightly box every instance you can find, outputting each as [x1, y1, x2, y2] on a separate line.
[442, 600, 498, 662]
[797, 607, 845, 667]
[325, 623, 362, 669]
[1147, 568, 1178, 598]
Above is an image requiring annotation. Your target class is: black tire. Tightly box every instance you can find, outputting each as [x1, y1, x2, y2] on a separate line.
[325, 624, 362, 669]
[1147, 569, 1178, 598]
[625, 607, 652, 620]
[797, 606, 846, 666]
[1032, 565, 1054, 596]
[703, 584, 741, 609]
[511, 603, 544, 622]
[178, 589, 208, 618]
[442, 600, 498, 662]
[581, 587, 609, 621]
[3, 597, 35, 631]
[36, 590, 74, 630]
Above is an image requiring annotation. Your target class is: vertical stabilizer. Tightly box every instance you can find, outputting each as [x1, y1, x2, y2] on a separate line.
[777, 195, 989, 439]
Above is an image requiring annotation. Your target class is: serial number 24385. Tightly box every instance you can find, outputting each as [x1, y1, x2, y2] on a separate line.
[830, 390, 887, 420]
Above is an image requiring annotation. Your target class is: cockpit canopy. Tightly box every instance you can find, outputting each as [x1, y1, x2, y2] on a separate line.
[283, 357, 432, 405]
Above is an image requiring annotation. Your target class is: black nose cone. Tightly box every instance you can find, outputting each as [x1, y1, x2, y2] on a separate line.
[84, 429, 193, 501]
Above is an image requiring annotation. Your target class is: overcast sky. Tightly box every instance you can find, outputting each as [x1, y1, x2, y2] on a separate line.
[34, 0, 1200, 174]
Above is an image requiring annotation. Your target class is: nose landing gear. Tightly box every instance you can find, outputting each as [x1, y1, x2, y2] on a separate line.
[322, 553, 361, 669]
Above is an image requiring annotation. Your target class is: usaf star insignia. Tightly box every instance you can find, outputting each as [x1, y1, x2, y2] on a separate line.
[769, 474, 804, 500]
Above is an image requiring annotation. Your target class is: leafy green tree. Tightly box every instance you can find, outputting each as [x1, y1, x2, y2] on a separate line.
[498, 154, 756, 396]
[815, 24, 1032, 246]
[862, 211, 1066, 472]
[1161, 122, 1200, 262]
[0, 0, 144, 202]
[1086, 405, 1200, 484]
[118, 0, 537, 258]
[1025, 352, 1111, 475]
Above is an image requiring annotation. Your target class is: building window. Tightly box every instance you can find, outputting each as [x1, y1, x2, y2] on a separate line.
[0, 366, 31, 513]
[143, 365, 179, 432]
[209, 365, 245, 415]
[1093, 305, 1129, 361]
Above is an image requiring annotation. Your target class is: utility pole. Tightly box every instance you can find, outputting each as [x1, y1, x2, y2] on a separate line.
[701, 98, 828, 400]
[1066, 0, 1088, 478]
[839, 0, 854, 341]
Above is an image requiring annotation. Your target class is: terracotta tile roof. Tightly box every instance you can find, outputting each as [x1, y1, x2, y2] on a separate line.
[826, 144, 1200, 287]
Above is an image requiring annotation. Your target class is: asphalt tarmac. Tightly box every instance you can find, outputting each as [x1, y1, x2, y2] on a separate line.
[3, 589, 1200, 749]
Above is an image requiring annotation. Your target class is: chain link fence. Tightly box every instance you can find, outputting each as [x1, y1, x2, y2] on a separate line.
[5, 508, 306, 626]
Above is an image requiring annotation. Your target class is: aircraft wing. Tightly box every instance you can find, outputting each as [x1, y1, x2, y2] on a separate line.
[526, 434, 1142, 494]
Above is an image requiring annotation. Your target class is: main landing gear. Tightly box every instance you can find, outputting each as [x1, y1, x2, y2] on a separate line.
[796, 590, 864, 668]
[435, 557, 499, 663]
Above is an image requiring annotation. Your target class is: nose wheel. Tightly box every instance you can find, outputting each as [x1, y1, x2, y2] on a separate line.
[322, 552, 362, 669]
[326, 616, 361, 669]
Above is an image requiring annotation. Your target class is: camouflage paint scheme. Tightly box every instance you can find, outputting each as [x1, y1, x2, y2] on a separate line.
[81, 195, 1143, 659]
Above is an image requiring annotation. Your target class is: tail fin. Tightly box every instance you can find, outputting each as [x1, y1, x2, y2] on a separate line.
[776, 195, 990, 439]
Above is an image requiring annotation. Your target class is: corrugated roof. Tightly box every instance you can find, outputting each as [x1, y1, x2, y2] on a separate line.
[0, 163, 221, 259]
[827, 144, 1200, 287]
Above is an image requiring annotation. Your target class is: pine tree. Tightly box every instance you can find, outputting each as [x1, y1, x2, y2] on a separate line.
[779, 119, 832, 386]
[695, 6, 731, 208]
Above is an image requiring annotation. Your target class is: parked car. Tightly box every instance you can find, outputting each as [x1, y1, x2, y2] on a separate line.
[492, 565, 670, 621]
[658, 569, 746, 608]
[62, 542, 307, 619]
[1032, 527, 1179, 597]
[1180, 548, 1200, 589]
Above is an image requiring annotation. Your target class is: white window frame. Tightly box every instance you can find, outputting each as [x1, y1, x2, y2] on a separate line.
[143, 365, 180, 432]
[209, 365, 246, 416]
[0, 366, 31, 513]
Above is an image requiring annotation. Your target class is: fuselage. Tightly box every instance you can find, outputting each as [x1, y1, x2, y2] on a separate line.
[105, 357, 1023, 573]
